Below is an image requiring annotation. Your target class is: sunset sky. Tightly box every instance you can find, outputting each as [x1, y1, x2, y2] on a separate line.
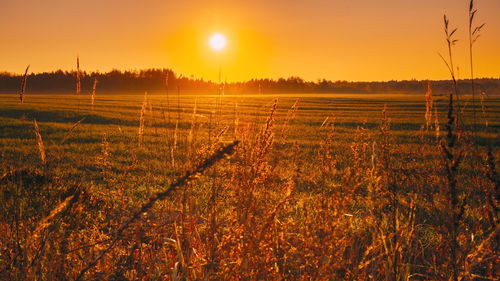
[1, 0, 499, 82]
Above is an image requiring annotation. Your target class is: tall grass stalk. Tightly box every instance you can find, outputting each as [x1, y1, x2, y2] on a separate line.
[20, 65, 29, 104]
[33, 119, 46, 167]
[91, 77, 97, 113]
[138, 92, 147, 146]
[479, 91, 489, 128]
[425, 82, 433, 130]
[76, 56, 81, 112]
[434, 107, 441, 139]
[468, 0, 485, 137]
[280, 98, 299, 142]
[233, 101, 239, 138]
[60, 117, 86, 144]
[171, 120, 179, 169]
[74, 140, 239, 281]
[439, 15, 461, 128]
[439, 13, 469, 281]
[165, 73, 172, 123]
[187, 97, 198, 152]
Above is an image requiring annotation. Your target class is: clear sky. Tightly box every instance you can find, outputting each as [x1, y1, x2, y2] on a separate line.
[1, 0, 499, 82]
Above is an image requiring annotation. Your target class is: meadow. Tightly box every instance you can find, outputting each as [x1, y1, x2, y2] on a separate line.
[0, 90, 498, 280]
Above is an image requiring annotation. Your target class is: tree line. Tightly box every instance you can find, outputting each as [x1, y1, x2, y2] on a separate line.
[1, 68, 499, 95]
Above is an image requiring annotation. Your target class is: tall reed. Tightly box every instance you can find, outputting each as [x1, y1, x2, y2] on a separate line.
[468, 0, 485, 136]
[91, 77, 98, 112]
[425, 81, 433, 130]
[76, 56, 82, 112]
[439, 14, 467, 281]
[75, 140, 239, 280]
[19, 65, 29, 104]
[138, 92, 147, 146]
[76, 56, 81, 95]
[33, 119, 46, 167]
[165, 72, 172, 123]
[60, 117, 86, 144]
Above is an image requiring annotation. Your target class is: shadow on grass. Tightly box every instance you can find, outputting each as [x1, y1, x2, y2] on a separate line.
[0, 108, 136, 126]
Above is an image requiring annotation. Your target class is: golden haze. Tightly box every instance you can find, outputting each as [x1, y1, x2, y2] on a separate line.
[0, 0, 499, 81]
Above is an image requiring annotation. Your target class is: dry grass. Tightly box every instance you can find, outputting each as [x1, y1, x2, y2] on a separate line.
[91, 77, 98, 111]
[138, 92, 147, 147]
[33, 119, 46, 167]
[0, 2, 498, 280]
[0, 89, 498, 280]
[19, 65, 29, 104]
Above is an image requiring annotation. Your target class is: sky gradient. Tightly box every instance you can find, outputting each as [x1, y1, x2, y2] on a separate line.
[1, 0, 499, 82]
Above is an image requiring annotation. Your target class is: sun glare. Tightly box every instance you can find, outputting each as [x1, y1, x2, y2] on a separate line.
[209, 33, 227, 51]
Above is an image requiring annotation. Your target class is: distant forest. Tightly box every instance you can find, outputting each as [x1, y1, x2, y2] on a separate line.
[1, 68, 499, 95]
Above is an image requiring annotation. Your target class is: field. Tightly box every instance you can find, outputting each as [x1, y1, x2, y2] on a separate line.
[1, 92, 499, 280]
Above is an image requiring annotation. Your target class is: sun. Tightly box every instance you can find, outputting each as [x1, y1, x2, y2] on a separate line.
[209, 33, 227, 51]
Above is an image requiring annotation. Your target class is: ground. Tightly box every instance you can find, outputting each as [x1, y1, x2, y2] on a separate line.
[0, 92, 498, 280]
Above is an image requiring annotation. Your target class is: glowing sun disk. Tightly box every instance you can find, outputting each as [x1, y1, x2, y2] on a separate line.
[209, 33, 227, 51]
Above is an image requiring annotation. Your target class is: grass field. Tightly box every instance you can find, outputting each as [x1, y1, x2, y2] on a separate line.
[1, 92, 499, 280]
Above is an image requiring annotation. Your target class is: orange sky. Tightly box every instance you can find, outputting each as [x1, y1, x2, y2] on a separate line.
[1, 0, 499, 82]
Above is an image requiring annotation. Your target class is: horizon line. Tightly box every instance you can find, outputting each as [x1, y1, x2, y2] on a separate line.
[1, 68, 499, 84]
